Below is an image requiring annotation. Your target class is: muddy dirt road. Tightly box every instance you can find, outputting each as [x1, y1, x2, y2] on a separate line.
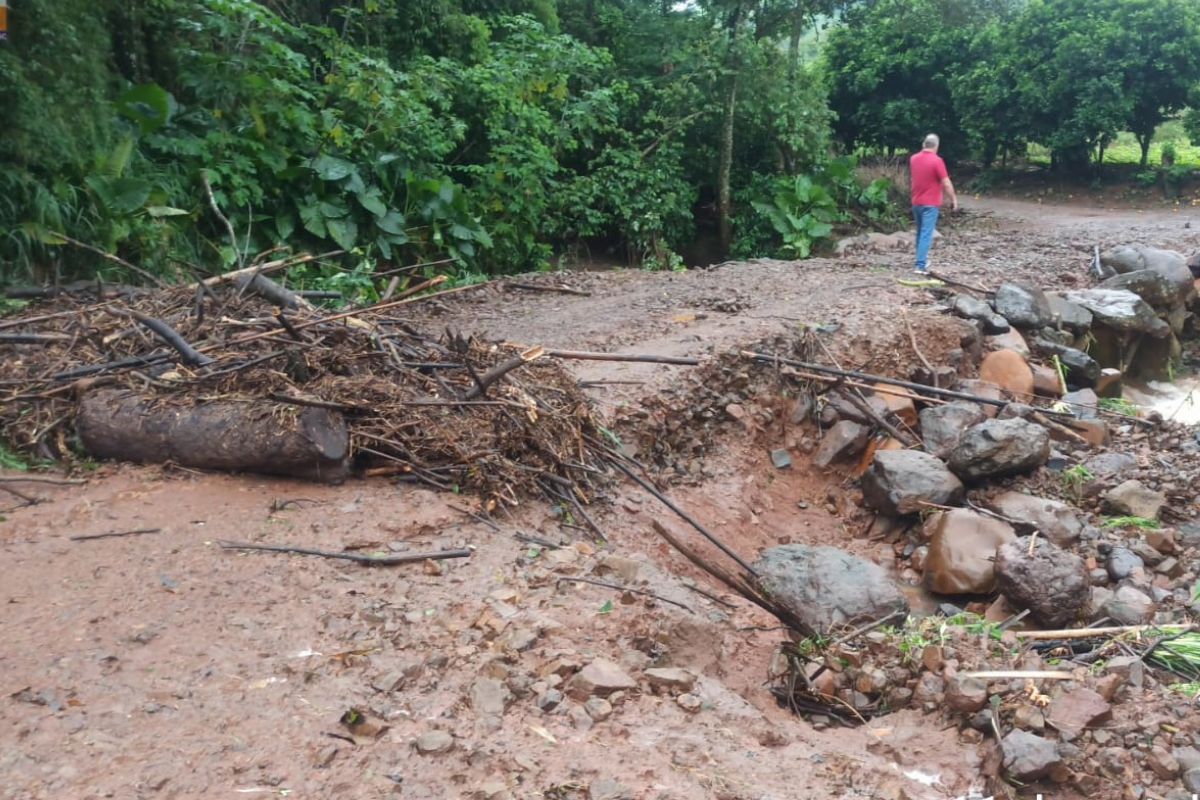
[2, 199, 1199, 800]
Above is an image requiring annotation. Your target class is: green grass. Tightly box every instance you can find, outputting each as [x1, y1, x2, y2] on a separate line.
[1170, 682, 1200, 698]
[1147, 632, 1200, 679]
[1101, 516, 1161, 530]
[1098, 397, 1139, 416]
[1061, 464, 1093, 502]
[1027, 127, 1200, 168]
[0, 442, 31, 472]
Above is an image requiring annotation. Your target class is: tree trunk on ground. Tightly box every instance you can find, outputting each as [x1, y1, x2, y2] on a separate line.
[77, 389, 351, 482]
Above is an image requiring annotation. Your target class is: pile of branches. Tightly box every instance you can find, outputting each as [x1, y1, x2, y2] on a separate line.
[0, 255, 609, 506]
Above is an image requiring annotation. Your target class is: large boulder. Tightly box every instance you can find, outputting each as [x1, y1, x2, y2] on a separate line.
[1062, 289, 1170, 338]
[754, 545, 909, 634]
[1100, 245, 1194, 303]
[923, 509, 1017, 595]
[861, 450, 965, 515]
[952, 294, 1010, 334]
[919, 401, 988, 460]
[979, 349, 1034, 398]
[1104, 479, 1166, 520]
[1046, 293, 1093, 333]
[947, 418, 1050, 481]
[994, 283, 1054, 329]
[994, 539, 1088, 627]
[1100, 269, 1189, 310]
[985, 491, 1083, 546]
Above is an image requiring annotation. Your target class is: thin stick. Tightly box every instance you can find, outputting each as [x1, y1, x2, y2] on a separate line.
[927, 270, 989, 294]
[50, 232, 168, 287]
[0, 475, 86, 486]
[556, 576, 694, 613]
[218, 540, 471, 566]
[448, 503, 501, 532]
[545, 349, 701, 366]
[201, 172, 245, 270]
[504, 282, 592, 297]
[1015, 624, 1193, 640]
[462, 347, 545, 400]
[612, 459, 757, 576]
[130, 311, 214, 367]
[902, 310, 939, 388]
[826, 609, 907, 649]
[198, 251, 343, 289]
[0, 333, 72, 345]
[680, 581, 738, 609]
[70, 527, 162, 542]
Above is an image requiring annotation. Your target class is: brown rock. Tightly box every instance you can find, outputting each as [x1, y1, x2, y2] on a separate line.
[922, 509, 1018, 595]
[1046, 688, 1112, 738]
[1144, 529, 1176, 554]
[980, 349, 1035, 399]
[567, 659, 637, 699]
[1147, 745, 1180, 780]
[1092, 672, 1123, 702]
[1070, 419, 1110, 447]
[986, 329, 1030, 357]
[920, 645, 944, 673]
[945, 675, 989, 712]
[1031, 363, 1064, 397]
[643, 668, 696, 693]
[871, 383, 917, 427]
[1096, 368, 1123, 397]
[813, 420, 869, 468]
[414, 730, 455, 755]
[1013, 705, 1045, 732]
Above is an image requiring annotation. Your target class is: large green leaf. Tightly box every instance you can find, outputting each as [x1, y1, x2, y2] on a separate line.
[116, 83, 173, 134]
[145, 206, 189, 218]
[275, 212, 296, 241]
[375, 210, 406, 236]
[312, 155, 355, 181]
[86, 175, 152, 215]
[356, 189, 387, 218]
[298, 202, 327, 238]
[319, 200, 350, 219]
[326, 217, 358, 251]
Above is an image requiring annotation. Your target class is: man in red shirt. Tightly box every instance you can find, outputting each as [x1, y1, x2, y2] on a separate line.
[909, 134, 958, 274]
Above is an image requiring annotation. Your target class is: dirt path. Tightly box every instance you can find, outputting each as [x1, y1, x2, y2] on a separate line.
[2, 199, 1198, 800]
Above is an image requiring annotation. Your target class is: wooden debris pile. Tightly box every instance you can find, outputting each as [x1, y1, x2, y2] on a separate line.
[0, 258, 609, 505]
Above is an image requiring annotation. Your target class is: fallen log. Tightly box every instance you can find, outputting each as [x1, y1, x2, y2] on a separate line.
[235, 272, 303, 309]
[76, 389, 350, 482]
[130, 312, 214, 367]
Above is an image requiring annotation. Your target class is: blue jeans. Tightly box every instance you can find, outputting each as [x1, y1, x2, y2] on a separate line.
[912, 205, 940, 270]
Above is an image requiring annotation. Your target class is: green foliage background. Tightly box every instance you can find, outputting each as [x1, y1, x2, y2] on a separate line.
[3, 0, 1199, 287]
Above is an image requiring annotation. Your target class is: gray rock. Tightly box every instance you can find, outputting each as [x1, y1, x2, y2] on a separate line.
[945, 675, 989, 713]
[1106, 547, 1144, 581]
[985, 491, 1083, 546]
[470, 677, 513, 716]
[1083, 451, 1137, 477]
[1100, 245, 1194, 304]
[813, 420, 869, 468]
[1102, 586, 1156, 625]
[1100, 269, 1189, 310]
[1061, 388, 1100, 420]
[415, 730, 455, 755]
[1001, 730, 1063, 782]
[584, 697, 613, 721]
[826, 391, 891, 426]
[861, 450, 965, 515]
[644, 668, 696, 692]
[770, 449, 792, 469]
[947, 418, 1050, 481]
[994, 539, 1088, 627]
[1184, 768, 1200, 795]
[994, 282, 1055, 329]
[953, 294, 1010, 334]
[1031, 339, 1101, 389]
[1105, 655, 1145, 688]
[1104, 479, 1166, 520]
[589, 779, 634, 800]
[1063, 288, 1171, 338]
[754, 545, 909, 634]
[536, 689, 564, 712]
[1174, 746, 1200, 774]
[1046, 293, 1093, 332]
[919, 401, 988, 460]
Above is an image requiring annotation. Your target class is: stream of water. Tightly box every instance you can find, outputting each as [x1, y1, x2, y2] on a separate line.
[1124, 376, 1200, 425]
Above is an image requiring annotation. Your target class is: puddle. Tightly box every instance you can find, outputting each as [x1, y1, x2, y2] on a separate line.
[1123, 376, 1200, 425]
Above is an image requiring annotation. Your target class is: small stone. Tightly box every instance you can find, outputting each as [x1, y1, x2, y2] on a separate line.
[644, 667, 697, 693]
[1013, 705, 1045, 732]
[1105, 656, 1145, 688]
[1102, 586, 1156, 625]
[536, 689, 563, 712]
[470, 678, 513, 716]
[770, 449, 792, 469]
[676, 693, 702, 713]
[1104, 480, 1167, 520]
[567, 659, 637, 700]
[1107, 547, 1145, 582]
[813, 420, 870, 468]
[588, 778, 634, 800]
[1002, 730, 1063, 781]
[1147, 746, 1181, 779]
[1183, 769, 1200, 794]
[921, 645, 944, 673]
[415, 730, 455, 755]
[584, 697, 613, 721]
[945, 675, 989, 713]
[1046, 688, 1112, 738]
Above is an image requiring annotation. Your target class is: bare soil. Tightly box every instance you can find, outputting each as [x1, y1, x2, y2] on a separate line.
[3, 198, 1200, 800]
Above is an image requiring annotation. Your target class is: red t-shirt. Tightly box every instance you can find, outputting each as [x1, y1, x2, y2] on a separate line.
[910, 150, 948, 206]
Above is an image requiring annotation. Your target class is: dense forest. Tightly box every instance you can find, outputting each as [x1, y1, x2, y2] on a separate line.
[2, 0, 1200, 286]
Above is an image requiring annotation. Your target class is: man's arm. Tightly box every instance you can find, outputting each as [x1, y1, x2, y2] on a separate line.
[941, 177, 959, 211]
